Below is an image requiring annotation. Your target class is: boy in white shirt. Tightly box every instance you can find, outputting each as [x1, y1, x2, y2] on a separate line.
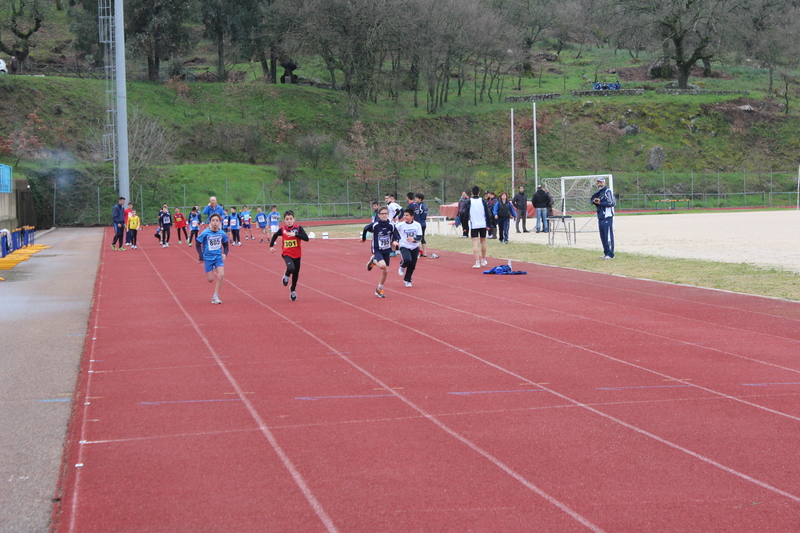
[395, 207, 423, 287]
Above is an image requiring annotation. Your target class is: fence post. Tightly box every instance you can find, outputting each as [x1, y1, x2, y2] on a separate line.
[97, 186, 101, 224]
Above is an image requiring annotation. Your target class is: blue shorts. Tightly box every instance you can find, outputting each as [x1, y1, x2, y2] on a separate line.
[373, 250, 392, 265]
[204, 257, 225, 273]
[258, 223, 267, 229]
[242, 223, 251, 229]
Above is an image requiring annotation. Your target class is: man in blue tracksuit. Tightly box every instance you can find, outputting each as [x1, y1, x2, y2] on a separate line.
[111, 197, 126, 251]
[590, 177, 615, 259]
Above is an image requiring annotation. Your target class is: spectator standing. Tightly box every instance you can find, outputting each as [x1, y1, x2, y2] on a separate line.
[590, 177, 615, 259]
[532, 185, 551, 233]
[512, 186, 529, 233]
[202, 196, 225, 225]
[493, 192, 516, 244]
[111, 197, 126, 251]
[10, 56, 18, 74]
[457, 191, 470, 238]
[485, 191, 498, 239]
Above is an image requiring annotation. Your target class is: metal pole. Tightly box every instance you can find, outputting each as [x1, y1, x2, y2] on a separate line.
[114, 0, 130, 203]
[183, 184, 186, 209]
[796, 165, 799, 210]
[97, 186, 101, 224]
[225, 177, 228, 206]
[53, 180, 56, 227]
[510, 108, 515, 192]
[533, 102, 539, 188]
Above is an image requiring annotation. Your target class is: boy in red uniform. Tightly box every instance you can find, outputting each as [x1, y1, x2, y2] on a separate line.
[269, 210, 309, 301]
[173, 207, 188, 244]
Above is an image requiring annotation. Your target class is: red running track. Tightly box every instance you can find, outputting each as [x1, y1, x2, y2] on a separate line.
[52, 229, 800, 532]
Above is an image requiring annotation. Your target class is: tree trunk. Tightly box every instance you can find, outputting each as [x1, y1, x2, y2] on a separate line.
[702, 57, 712, 77]
[258, 50, 270, 81]
[216, 29, 225, 81]
[147, 55, 160, 82]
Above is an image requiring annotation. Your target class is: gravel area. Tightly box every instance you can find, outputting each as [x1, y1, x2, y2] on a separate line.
[510, 210, 800, 272]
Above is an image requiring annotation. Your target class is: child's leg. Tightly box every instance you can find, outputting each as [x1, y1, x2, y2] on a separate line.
[378, 262, 388, 287]
[164, 227, 171, 244]
[404, 248, 419, 282]
[131, 230, 137, 247]
[290, 257, 301, 290]
[214, 266, 225, 295]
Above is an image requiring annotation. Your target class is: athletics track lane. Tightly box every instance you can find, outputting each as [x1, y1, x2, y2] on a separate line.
[53, 230, 800, 532]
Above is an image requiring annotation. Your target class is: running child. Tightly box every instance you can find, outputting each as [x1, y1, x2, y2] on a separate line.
[267, 206, 281, 242]
[196, 213, 229, 304]
[222, 208, 230, 238]
[188, 207, 201, 246]
[158, 204, 172, 247]
[269, 210, 308, 301]
[126, 209, 141, 249]
[395, 207, 423, 287]
[228, 207, 242, 246]
[174, 207, 188, 244]
[413, 193, 429, 257]
[255, 207, 268, 243]
[241, 205, 253, 240]
[361, 206, 400, 298]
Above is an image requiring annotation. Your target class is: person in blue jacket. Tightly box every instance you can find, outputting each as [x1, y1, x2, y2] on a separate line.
[493, 192, 516, 244]
[111, 197, 126, 251]
[590, 176, 616, 259]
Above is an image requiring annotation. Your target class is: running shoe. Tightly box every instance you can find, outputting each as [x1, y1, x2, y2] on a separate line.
[375, 288, 386, 298]
[366, 257, 376, 271]
[481, 259, 488, 266]
[211, 295, 222, 304]
[290, 291, 297, 301]
[282, 275, 289, 286]
[398, 266, 405, 276]
[404, 281, 412, 288]
[118, 247, 126, 251]
[472, 262, 481, 269]
[178, 241, 182, 244]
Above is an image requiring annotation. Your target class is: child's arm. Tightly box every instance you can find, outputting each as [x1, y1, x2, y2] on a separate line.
[196, 237, 204, 262]
[361, 223, 371, 241]
[295, 226, 309, 242]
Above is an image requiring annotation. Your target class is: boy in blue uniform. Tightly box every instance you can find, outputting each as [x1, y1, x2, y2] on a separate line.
[255, 207, 268, 243]
[196, 213, 230, 304]
[188, 207, 202, 246]
[362, 206, 400, 298]
[241, 205, 253, 240]
[228, 207, 242, 246]
[267, 206, 281, 242]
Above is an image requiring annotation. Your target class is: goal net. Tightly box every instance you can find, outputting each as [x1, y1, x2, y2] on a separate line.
[541, 174, 614, 216]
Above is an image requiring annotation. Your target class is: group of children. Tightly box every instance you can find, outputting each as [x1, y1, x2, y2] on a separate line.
[362, 192, 428, 298]
[118, 194, 432, 304]
[195, 209, 306, 304]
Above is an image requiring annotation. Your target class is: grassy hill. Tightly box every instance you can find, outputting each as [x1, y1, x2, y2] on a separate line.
[2, 43, 800, 225]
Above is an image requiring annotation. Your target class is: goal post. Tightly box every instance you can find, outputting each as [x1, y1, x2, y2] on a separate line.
[541, 174, 613, 216]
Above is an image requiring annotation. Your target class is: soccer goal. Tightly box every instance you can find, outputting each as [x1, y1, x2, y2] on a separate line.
[541, 174, 614, 216]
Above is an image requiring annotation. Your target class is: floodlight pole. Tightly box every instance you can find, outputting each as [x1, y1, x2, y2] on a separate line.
[797, 165, 799, 210]
[510, 108, 515, 192]
[115, 0, 130, 203]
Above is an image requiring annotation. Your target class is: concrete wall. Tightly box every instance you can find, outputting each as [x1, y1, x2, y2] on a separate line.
[0, 187, 18, 232]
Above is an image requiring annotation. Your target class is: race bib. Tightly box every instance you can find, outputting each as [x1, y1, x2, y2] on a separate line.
[207, 235, 222, 251]
[378, 234, 391, 250]
[284, 239, 298, 248]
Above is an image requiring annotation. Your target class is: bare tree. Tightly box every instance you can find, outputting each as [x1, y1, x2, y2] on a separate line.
[0, 0, 44, 62]
[613, 0, 745, 89]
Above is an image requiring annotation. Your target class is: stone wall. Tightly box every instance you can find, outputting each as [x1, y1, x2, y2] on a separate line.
[504, 93, 561, 103]
[655, 89, 750, 96]
[570, 89, 645, 97]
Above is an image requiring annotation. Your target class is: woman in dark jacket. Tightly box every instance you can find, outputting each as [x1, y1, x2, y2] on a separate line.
[493, 192, 517, 243]
[457, 191, 470, 238]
